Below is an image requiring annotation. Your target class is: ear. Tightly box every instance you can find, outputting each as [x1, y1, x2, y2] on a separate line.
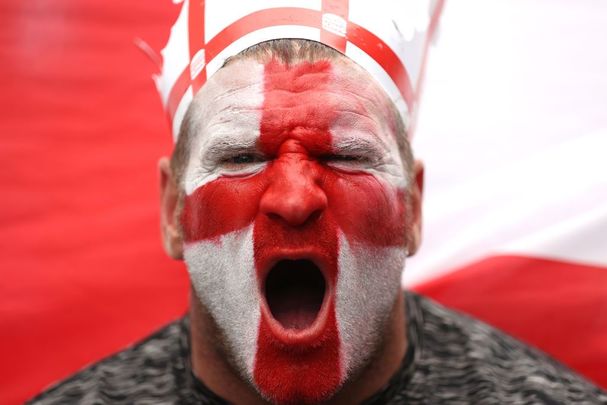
[406, 160, 424, 257]
[159, 157, 184, 260]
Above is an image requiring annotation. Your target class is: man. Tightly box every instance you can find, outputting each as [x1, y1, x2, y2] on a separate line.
[30, 2, 607, 404]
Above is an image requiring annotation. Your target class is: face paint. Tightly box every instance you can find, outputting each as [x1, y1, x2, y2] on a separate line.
[181, 58, 408, 404]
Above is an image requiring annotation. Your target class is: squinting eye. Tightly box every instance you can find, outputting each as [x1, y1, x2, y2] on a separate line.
[321, 154, 366, 163]
[219, 153, 266, 171]
[227, 154, 259, 164]
[334, 155, 363, 162]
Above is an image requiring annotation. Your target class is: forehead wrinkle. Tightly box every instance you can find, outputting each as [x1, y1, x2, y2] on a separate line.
[263, 59, 333, 92]
[196, 82, 263, 118]
[262, 88, 324, 110]
[212, 59, 265, 92]
[315, 85, 393, 136]
[331, 57, 384, 95]
[194, 102, 260, 146]
[260, 87, 365, 121]
[191, 59, 264, 115]
[331, 110, 389, 147]
[189, 98, 258, 136]
[338, 86, 391, 117]
[204, 117, 258, 140]
[326, 87, 397, 152]
[331, 70, 383, 102]
[331, 97, 401, 156]
[206, 104, 262, 125]
[211, 82, 263, 103]
[330, 61, 399, 133]
[266, 70, 332, 90]
[188, 61, 264, 138]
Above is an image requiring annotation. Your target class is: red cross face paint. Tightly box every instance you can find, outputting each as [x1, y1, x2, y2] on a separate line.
[180, 58, 409, 404]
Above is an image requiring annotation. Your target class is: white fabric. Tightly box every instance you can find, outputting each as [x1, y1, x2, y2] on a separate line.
[155, 2, 190, 106]
[157, 0, 442, 140]
[405, 0, 607, 286]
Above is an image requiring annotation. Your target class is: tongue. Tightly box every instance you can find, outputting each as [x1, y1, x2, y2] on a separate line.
[265, 260, 326, 330]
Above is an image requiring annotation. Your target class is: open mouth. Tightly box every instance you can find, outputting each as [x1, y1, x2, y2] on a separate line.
[264, 259, 326, 331]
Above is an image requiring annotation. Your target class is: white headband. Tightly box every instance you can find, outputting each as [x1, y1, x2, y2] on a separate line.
[155, 0, 444, 141]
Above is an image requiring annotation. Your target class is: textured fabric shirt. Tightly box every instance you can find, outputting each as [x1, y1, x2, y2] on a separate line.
[29, 292, 607, 404]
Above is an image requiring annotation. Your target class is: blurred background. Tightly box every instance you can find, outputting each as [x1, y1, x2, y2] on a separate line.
[1, 0, 605, 403]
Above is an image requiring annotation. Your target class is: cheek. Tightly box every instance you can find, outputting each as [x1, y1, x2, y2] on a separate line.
[181, 175, 267, 243]
[183, 227, 260, 378]
[324, 172, 406, 247]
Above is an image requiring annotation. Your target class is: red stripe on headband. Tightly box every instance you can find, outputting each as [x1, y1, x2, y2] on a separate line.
[188, 0, 206, 93]
[166, 67, 191, 125]
[346, 21, 414, 109]
[320, 0, 349, 52]
[188, 0, 204, 59]
[166, 7, 415, 126]
[204, 8, 319, 60]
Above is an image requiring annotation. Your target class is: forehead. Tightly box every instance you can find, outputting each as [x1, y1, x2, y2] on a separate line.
[185, 57, 399, 141]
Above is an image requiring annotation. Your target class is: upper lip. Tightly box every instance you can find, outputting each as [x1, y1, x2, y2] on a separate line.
[258, 248, 333, 287]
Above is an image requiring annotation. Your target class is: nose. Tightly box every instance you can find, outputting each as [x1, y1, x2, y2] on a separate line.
[260, 158, 328, 227]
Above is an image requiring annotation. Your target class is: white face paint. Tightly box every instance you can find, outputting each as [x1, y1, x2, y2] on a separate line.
[179, 57, 410, 403]
[336, 235, 407, 377]
[182, 61, 266, 195]
[185, 226, 260, 379]
[181, 60, 265, 383]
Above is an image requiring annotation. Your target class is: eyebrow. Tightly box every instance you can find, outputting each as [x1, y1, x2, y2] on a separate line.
[204, 135, 259, 157]
[331, 136, 386, 157]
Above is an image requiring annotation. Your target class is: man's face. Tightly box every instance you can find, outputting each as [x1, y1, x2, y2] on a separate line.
[179, 57, 410, 404]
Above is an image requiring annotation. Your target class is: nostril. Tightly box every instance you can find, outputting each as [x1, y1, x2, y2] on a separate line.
[267, 212, 283, 222]
[265, 208, 322, 227]
[307, 209, 322, 223]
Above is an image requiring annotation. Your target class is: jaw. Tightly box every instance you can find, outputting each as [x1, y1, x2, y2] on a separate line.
[184, 230, 408, 405]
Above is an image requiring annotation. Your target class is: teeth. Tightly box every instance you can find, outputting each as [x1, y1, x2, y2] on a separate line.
[264, 259, 326, 331]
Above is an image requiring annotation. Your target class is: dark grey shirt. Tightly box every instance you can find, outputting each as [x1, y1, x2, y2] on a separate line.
[29, 292, 607, 404]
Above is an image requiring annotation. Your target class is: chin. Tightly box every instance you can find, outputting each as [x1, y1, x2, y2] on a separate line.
[255, 369, 342, 405]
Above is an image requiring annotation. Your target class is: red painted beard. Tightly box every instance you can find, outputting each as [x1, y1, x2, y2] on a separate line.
[181, 59, 407, 404]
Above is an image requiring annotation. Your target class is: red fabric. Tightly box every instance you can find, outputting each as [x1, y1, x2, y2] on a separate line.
[0, 2, 605, 405]
[415, 255, 607, 389]
[0, 2, 188, 404]
[188, 0, 206, 92]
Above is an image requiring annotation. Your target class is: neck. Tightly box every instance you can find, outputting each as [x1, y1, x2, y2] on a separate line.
[189, 289, 407, 404]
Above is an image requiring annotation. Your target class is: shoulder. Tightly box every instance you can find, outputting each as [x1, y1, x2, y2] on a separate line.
[404, 292, 607, 404]
[27, 318, 189, 405]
